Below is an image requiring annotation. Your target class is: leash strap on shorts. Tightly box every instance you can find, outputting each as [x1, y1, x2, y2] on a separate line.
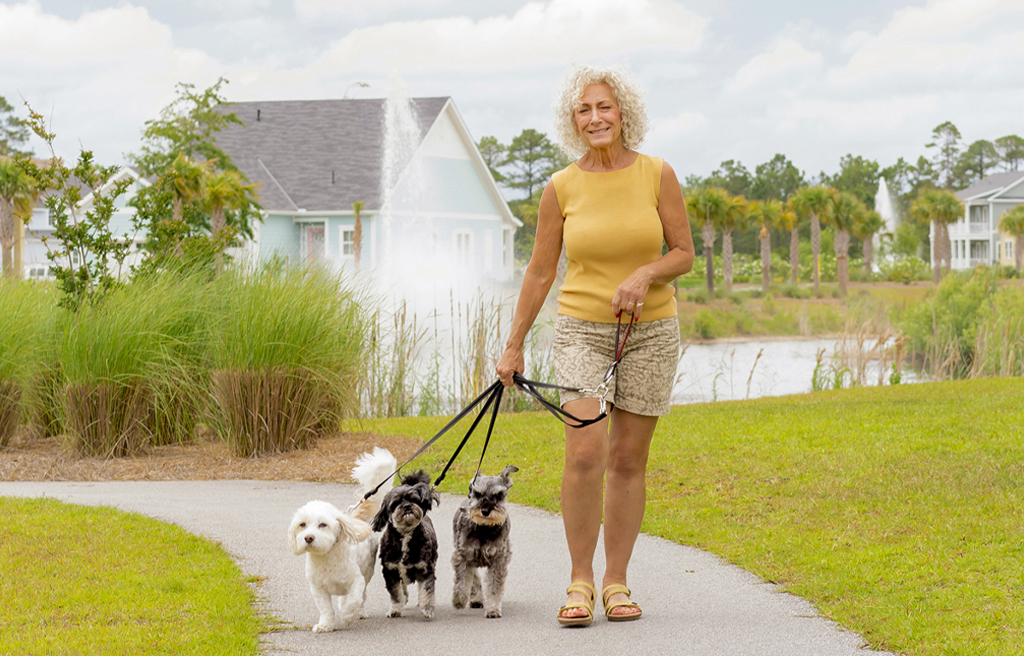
[362, 379, 503, 500]
[512, 312, 636, 429]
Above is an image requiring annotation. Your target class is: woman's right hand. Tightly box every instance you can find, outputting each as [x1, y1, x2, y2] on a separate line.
[496, 345, 524, 387]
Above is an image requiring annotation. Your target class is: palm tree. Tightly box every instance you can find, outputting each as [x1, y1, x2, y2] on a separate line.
[0, 157, 35, 279]
[783, 197, 801, 284]
[203, 169, 257, 272]
[852, 210, 885, 276]
[998, 205, 1024, 273]
[351, 201, 364, 272]
[168, 153, 212, 224]
[790, 186, 837, 295]
[685, 187, 728, 296]
[911, 188, 964, 283]
[749, 199, 783, 292]
[719, 194, 748, 293]
[828, 192, 867, 297]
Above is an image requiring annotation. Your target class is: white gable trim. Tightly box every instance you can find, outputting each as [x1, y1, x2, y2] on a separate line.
[422, 99, 522, 229]
[78, 166, 148, 207]
[990, 173, 1024, 200]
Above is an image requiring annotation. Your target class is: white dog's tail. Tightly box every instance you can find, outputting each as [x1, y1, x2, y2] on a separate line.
[348, 447, 397, 523]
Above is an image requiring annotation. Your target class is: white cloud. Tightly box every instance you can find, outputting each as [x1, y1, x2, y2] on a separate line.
[0, 1, 172, 62]
[830, 0, 1024, 84]
[653, 111, 706, 137]
[315, 0, 706, 71]
[727, 39, 823, 92]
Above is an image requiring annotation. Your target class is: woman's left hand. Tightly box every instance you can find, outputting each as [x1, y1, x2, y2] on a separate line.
[611, 271, 651, 319]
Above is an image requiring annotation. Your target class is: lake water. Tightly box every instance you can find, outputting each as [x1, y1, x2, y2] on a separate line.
[671, 338, 916, 405]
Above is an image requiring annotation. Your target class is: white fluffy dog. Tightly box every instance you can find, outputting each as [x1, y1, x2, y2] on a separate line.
[287, 447, 397, 632]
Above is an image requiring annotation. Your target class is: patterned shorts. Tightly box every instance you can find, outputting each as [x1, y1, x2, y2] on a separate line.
[553, 314, 680, 417]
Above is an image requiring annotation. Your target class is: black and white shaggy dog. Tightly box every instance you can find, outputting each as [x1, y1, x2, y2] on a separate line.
[451, 465, 518, 618]
[370, 470, 440, 619]
[287, 447, 397, 632]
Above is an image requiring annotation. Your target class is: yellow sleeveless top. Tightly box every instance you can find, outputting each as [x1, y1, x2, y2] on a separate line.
[552, 153, 676, 323]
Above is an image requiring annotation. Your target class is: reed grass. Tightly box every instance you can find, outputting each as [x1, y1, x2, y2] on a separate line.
[0, 281, 56, 445]
[206, 265, 366, 455]
[55, 272, 212, 457]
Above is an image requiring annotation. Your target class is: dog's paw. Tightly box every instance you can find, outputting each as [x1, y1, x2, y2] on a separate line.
[452, 592, 467, 609]
[312, 622, 335, 633]
[421, 607, 435, 620]
[388, 610, 403, 618]
[470, 600, 484, 609]
[485, 608, 502, 619]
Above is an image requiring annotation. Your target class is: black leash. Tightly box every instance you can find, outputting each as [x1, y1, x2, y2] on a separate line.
[360, 313, 636, 498]
[362, 379, 504, 500]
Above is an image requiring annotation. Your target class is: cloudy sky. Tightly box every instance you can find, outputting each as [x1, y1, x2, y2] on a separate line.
[4, 0, 1023, 187]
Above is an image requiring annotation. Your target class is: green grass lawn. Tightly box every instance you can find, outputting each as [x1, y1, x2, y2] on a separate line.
[0, 498, 263, 656]
[357, 377, 1024, 656]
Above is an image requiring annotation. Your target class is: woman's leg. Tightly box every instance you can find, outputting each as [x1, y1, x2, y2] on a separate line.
[602, 407, 658, 617]
[559, 397, 608, 618]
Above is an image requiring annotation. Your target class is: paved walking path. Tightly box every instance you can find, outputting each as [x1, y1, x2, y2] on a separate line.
[0, 480, 892, 655]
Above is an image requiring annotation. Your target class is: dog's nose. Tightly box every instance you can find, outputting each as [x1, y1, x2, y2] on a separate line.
[482, 508, 491, 516]
[305, 535, 314, 544]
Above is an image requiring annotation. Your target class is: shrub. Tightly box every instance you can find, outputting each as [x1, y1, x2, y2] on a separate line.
[0, 282, 55, 445]
[879, 257, 930, 284]
[206, 265, 366, 456]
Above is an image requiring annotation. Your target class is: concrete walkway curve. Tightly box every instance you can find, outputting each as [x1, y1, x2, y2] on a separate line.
[0, 480, 893, 656]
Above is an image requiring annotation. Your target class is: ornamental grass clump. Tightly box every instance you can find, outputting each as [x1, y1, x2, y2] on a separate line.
[0, 281, 55, 446]
[56, 273, 212, 457]
[207, 265, 365, 456]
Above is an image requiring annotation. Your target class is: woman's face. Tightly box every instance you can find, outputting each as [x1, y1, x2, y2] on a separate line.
[574, 83, 622, 151]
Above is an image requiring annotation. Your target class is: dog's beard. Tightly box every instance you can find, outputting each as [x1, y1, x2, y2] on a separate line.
[467, 506, 507, 527]
[389, 505, 424, 533]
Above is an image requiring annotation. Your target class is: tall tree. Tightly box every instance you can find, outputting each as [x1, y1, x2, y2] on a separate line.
[203, 169, 257, 272]
[685, 187, 728, 296]
[828, 192, 867, 297]
[852, 209, 885, 276]
[719, 193, 748, 293]
[910, 188, 964, 283]
[824, 154, 879, 210]
[705, 160, 753, 198]
[998, 205, 1024, 273]
[994, 135, 1024, 171]
[503, 129, 567, 200]
[476, 136, 507, 184]
[790, 186, 836, 295]
[782, 198, 801, 284]
[750, 154, 804, 202]
[0, 157, 35, 278]
[130, 78, 244, 177]
[926, 121, 962, 190]
[953, 139, 999, 188]
[0, 97, 31, 156]
[748, 199, 783, 292]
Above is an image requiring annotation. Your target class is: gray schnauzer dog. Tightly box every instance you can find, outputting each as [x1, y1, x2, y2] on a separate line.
[451, 464, 519, 618]
[370, 470, 439, 620]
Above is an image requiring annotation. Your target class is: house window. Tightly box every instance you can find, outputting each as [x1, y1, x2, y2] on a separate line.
[342, 230, 355, 257]
[970, 240, 989, 263]
[1007, 240, 1015, 261]
[454, 231, 472, 265]
[301, 222, 326, 263]
[969, 206, 989, 233]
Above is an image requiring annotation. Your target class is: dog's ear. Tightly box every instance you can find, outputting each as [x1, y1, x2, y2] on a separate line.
[430, 485, 440, 508]
[335, 512, 372, 543]
[286, 514, 306, 555]
[370, 492, 392, 532]
[500, 464, 519, 487]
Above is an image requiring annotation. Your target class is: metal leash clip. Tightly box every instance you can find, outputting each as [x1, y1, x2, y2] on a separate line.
[579, 361, 618, 416]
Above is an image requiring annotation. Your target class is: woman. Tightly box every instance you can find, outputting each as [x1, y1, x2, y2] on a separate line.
[496, 65, 694, 626]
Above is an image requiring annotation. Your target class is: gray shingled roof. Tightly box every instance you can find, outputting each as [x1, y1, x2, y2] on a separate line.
[215, 97, 450, 212]
[956, 171, 1024, 201]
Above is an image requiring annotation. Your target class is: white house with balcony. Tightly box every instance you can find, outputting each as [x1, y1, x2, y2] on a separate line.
[947, 171, 1024, 270]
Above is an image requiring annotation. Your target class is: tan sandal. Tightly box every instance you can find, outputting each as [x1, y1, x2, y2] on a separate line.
[602, 583, 642, 622]
[557, 581, 596, 627]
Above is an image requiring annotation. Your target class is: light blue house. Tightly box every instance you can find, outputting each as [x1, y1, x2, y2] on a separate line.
[214, 97, 520, 282]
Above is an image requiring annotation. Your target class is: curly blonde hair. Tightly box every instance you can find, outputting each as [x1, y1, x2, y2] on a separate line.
[553, 64, 650, 159]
